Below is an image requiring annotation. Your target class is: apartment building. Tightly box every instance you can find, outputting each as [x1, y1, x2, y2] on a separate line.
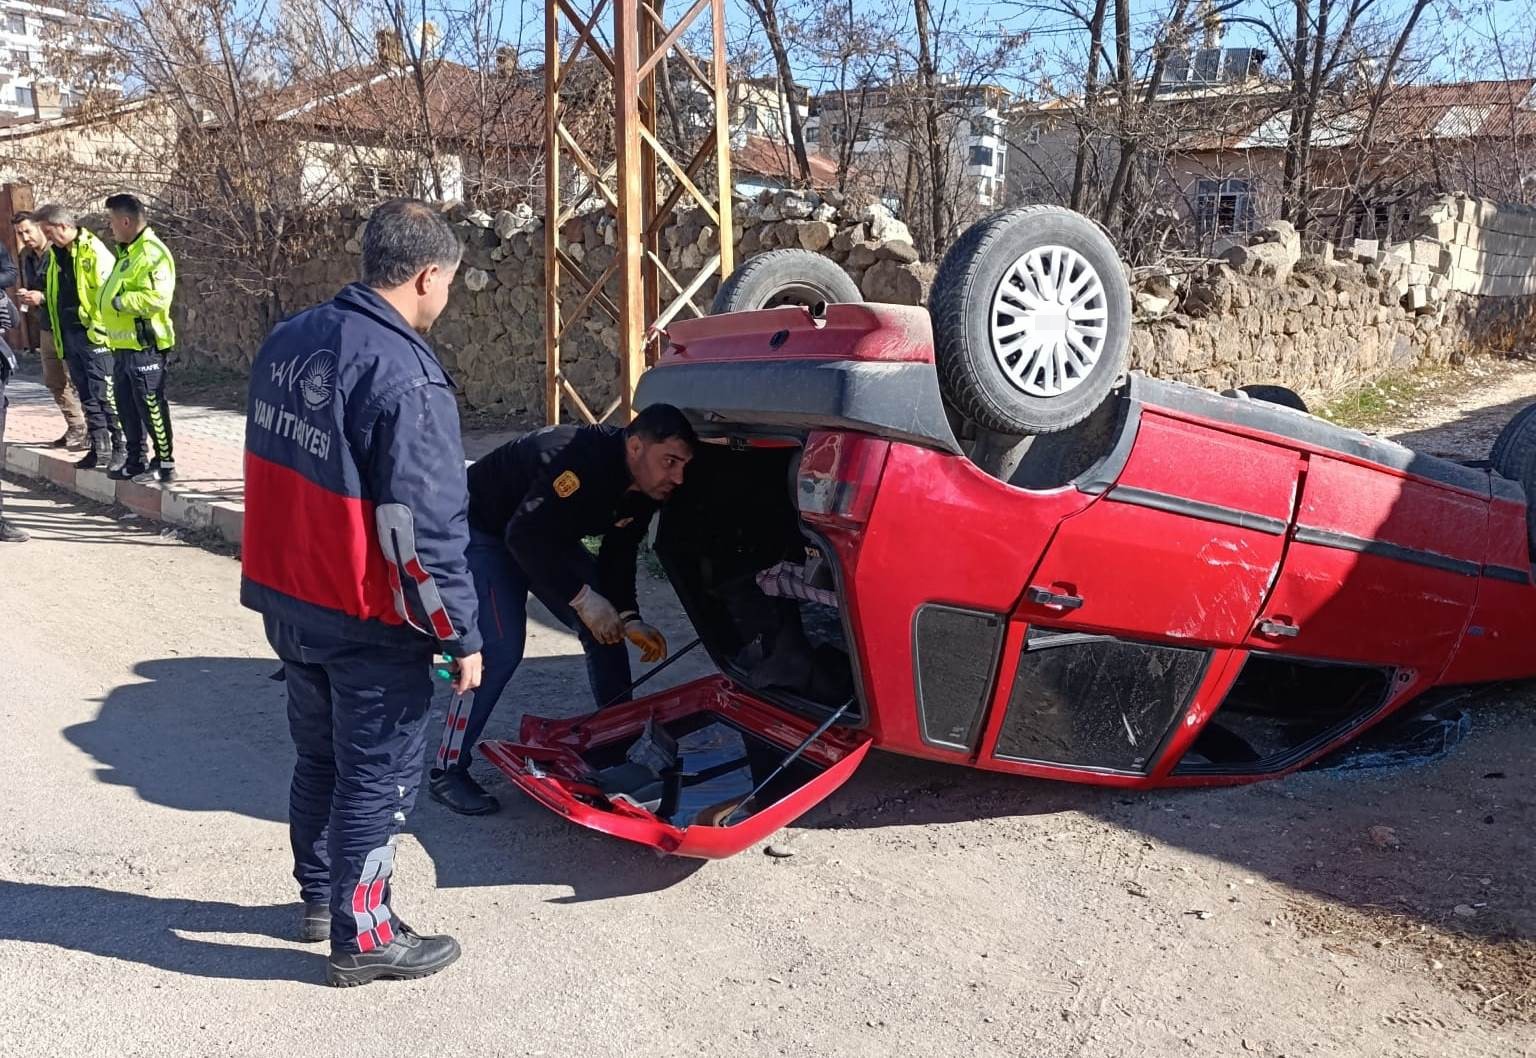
[806, 81, 1011, 208]
[1, 0, 104, 123]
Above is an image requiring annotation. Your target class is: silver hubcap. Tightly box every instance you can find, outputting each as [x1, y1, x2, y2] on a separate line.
[989, 245, 1109, 398]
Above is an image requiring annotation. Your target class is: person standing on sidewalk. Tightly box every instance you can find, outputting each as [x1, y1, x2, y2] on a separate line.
[241, 198, 482, 987]
[0, 289, 29, 542]
[99, 194, 177, 484]
[33, 204, 122, 471]
[10, 212, 87, 451]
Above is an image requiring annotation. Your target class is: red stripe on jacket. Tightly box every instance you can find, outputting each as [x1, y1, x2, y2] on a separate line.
[242, 452, 404, 628]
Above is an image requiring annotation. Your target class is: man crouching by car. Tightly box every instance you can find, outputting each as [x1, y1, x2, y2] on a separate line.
[428, 403, 696, 816]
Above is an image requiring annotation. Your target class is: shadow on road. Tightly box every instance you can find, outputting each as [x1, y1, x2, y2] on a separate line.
[798, 684, 1536, 947]
[58, 642, 1535, 983]
[0, 880, 320, 984]
[1386, 391, 1533, 460]
[63, 654, 704, 909]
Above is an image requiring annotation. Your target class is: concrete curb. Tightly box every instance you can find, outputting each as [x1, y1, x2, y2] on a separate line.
[2, 441, 244, 546]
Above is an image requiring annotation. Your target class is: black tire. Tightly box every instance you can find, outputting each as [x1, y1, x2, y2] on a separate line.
[1490, 402, 1536, 557]
[710, 249, 863, 314]
[1237, 384, 1309, 412]
[929, 206, 1131, 435]
[1489, 402, 1536, 474]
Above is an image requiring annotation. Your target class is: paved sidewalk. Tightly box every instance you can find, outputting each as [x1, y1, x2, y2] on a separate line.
[1, 370, 520, 544]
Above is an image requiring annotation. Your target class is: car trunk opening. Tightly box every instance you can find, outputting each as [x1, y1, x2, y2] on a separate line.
[479, 431, 882, 858]
[479, 678, 872, 858]
[652, 436, 872, 726]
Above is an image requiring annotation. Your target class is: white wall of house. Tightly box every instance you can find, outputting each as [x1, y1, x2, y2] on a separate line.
[296, 140, 465, 205]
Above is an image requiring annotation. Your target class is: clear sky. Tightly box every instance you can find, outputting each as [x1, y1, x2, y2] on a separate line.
[323, 0, 1535, 90]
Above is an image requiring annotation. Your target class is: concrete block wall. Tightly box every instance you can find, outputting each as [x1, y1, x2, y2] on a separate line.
[1381, 196, 1536, 301]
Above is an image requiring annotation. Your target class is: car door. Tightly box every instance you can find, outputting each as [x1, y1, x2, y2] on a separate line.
[1245, 453, 1487, 673]
[1021, 408, 1301, 645]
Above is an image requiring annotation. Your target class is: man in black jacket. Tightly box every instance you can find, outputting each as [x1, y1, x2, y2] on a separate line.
[9, 211, 86, 449]
[428, 403, 695, 815]
[0, 289, 27, 542]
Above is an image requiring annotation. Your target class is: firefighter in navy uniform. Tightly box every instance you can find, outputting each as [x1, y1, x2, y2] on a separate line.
[427, 405, 695, 816]
[241, 199, 483, 987]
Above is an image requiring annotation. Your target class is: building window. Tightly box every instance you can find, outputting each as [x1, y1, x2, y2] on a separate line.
[969, 145, 995, 168]
[14, 85, 34, 108]
[353, 163, 413, 202]
[1195, 177, 1255, 236]
[1017, 121, 1041, 144]
[6, 13, 25, 34]
[10, 49, 29, 69]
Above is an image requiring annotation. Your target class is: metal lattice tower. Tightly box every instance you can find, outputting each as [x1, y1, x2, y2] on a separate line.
[543, 0, 734, 424]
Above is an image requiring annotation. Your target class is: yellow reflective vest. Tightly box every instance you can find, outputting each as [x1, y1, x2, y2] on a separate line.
[98, 225, 177, 352]
[44, 228, 113, 347]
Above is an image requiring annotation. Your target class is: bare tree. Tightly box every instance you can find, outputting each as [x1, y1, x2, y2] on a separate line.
[740, 0, 814, 181]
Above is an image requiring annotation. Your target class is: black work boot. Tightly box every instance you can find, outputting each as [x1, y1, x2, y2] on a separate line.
[326, 921, 461, 987]
[428, 769, 500, 816]
[0, 518, 29, 543]
[110, 457, 148, 481]
[133, 460, 176, 485]
[76, 430, 113, 470]
[108, 433, 129, 476]
[298, 902, 330, 943]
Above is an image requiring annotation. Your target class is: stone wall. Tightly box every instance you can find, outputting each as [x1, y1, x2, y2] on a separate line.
[171, 192, 1536, 419]
[1129, 196, 1536, 400]
[171, 189, 935, 419]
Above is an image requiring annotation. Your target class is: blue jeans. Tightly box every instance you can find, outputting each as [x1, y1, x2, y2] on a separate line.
[433, 529, 631, 775]
[266, 615, 435, 953]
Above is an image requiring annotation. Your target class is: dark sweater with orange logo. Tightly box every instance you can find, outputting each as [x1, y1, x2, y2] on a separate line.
[467, 424, 656, 619]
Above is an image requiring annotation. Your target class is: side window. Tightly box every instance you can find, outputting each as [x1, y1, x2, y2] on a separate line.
[913, 605, 1006, 751]
[1174, 654, 1393, 776]
[993, 629, 1208, 774]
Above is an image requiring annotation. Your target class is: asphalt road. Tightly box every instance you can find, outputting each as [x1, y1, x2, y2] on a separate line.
[1, 475, 1532, 1058]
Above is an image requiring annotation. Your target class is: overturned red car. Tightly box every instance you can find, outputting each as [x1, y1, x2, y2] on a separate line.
[483, 207, 1536, 858]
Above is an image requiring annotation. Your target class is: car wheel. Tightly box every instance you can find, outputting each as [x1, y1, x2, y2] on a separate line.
[1490, 402, 1536, 554]
[1229, 384, 1309, 413]
[710, 249, 863, 314]
[1490, 402, 1536, 475]
[930, 206, 1131, 435]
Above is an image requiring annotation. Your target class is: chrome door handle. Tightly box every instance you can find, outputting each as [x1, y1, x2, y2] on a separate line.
[1257, 618, 1300, 638]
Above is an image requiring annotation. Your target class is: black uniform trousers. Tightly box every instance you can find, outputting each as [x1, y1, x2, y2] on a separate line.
[114, 347, 175, 466]
[59, 326, 119, 437]
[265, 616, 436, 954]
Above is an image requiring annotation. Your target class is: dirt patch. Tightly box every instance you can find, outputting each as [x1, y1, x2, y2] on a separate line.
[1291, 901, 1536, 1026]
[1321, 354, 1536, 460]
[1270, 684, 1536, 1029]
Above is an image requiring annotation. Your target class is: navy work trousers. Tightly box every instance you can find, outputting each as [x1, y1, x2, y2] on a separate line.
[265, 616, 436, 954]
[433, 528, 631, 775]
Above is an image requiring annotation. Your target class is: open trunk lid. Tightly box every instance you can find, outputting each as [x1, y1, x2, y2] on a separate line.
[480, 676, 871, 858]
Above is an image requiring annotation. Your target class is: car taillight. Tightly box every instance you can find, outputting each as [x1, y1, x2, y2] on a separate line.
[797, 432, 890, 527]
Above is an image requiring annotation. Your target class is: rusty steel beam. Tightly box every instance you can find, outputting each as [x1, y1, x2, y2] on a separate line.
[543, 0, 735, 424]
[544, 0, 562, 424]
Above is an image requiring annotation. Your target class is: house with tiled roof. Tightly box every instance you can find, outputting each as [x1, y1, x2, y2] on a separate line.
[1007, 68, 1536, 252]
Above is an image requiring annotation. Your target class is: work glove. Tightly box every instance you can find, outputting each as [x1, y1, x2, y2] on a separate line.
[624, 620, 667, 663]
[570, 585, 624, 645]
